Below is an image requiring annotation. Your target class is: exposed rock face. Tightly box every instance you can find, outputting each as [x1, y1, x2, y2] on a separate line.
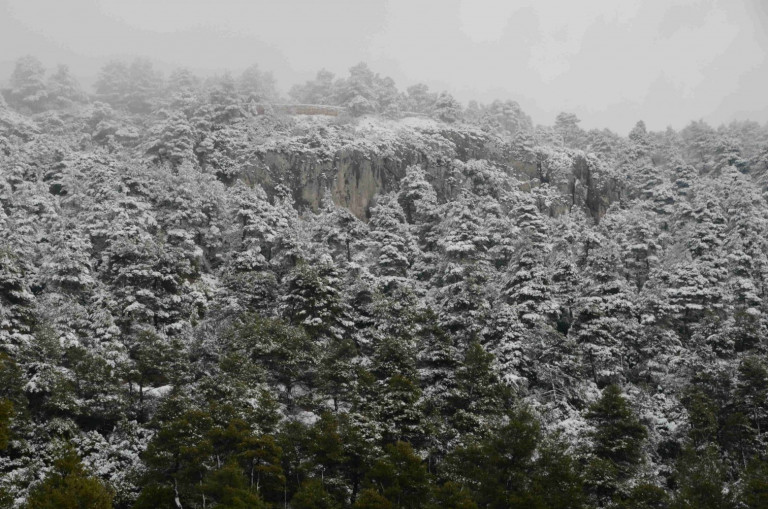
[243, 147, 424, 219]
[241, 118, 622, 221]
[570, 153, 622, 221]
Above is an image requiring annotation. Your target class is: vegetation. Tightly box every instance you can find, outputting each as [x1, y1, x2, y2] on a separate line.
[1, 55, 767, 508]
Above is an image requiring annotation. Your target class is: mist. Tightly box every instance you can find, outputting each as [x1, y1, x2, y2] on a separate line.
[1, 0, 767, 133]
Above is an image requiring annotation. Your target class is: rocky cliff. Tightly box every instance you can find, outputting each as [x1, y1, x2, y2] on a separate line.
[240, 116, 621, 221]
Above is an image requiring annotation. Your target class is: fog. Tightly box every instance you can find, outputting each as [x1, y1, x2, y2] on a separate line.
[1, 0, 766, 133]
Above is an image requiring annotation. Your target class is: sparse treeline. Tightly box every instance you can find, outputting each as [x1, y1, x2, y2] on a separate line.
[1, 55, 768, 508]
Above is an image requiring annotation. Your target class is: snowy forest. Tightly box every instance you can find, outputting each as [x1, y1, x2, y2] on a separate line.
[1, 55, 768, 509]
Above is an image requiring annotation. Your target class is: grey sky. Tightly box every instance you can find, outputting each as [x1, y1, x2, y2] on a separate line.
[1, 0, 766, 133]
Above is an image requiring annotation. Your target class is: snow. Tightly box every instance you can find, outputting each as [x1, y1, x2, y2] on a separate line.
[144, 385, 173, 398]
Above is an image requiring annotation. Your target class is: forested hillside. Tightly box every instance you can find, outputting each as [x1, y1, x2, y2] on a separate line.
[1, 56, 768, 508]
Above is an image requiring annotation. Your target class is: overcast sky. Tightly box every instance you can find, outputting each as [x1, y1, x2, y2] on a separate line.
[1, 0, 766, 133]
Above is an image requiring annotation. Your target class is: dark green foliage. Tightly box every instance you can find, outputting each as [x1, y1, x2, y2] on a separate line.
[354, 488, 393, 509]
[618, 483, 670, 509]
[237, 432, 285, 502]
[229, 313, 317, 407]
[585, 385, 648, 504]
[26, 447, 113, 509]
[428, 482, 477, 509]
[0, 399, 12, 451]
[139, 409, 215, 505]
[365, 441, 431, 509]
[740, 457, 768, 508]
[201, 461, 267, 509]
[587, 385, 647, 472]
[681, 385, 718, 447]
[671, 446, 735, 509]
[446, 408, 584, 509]
[132, 483, 178, 509]
[291, 479, 341, 509]
[449, 342, 513, 436]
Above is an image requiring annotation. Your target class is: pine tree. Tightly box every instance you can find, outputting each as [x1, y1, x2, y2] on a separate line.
[428, 482, 477, 509]
[671, 446, 735, 509]
[282, 260, 353, 342]
[26, 447, 114, 509]
[0, 398, 12, 451]
[585, 385, 648, 504]
[139, 409, 215, 508]
[291, 478, 340, 509]
[355, 488, 394, 509]
[289, 69, 336, 105]
[364, 441, 431, 509]
[47, 65, 88, 108]
[237, 432, 285, 503]
[0, 248, 36, 352]
[126, 58, 163, 113]
[735, 356, 768, 437]
[8, 56, 48, 112]
[238, 64, 277, 103]
[95, 61, 130, 107]
[229, 314, 317, 408]
[144, 110, 197, 168]
[555, 112, 584, 149]
[398, 166, 438, 225]
[739, 456, 768, 509]
[201, 461, 267, 509]
[448, 342, 513, 437]
[165, 67, 201, 114]
[446, 408, 583, 508]
[367, 193, 418, 279]
[432, 92, 463, 124]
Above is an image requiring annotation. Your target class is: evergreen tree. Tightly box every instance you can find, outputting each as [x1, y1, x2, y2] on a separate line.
[8, 56, 48, 112]
[0, 248, 36, 352]
[432, 92, 463, 124]
[237, 432, 285, 502]
[201, 461, 267, 509]
[282, 261, 353, 342]
[398, 166, 438, 225]
[95, 61, 130, 107]
[0, 398, 12, 451]
[291, 479, 340, 509]
[585, 385, 648, 504]
[364, 441, 431, 509]
[47, 65, 88, 107]
[355, 488, 394, 509]
[428, 482, 477, 509]
[229, 314, 317, 407]
[446, 408, 584, 508]
[739, 457, 768, 509]
[448, 342, 513, 437]
[238, 64, 277, 102]
[26, 447, 114, 509]
[671, 446, 734, 509]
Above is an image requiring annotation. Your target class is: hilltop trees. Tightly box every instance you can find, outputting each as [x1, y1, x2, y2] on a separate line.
[47, 65, 88, 107]
[238, 64, 278, 102]
[290, 69, 337, 105]
[8, 56, 48, 112]
[95, 59, 163, 113]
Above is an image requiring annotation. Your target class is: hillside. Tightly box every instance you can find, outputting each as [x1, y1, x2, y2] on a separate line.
[1, 57, 768, 509]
